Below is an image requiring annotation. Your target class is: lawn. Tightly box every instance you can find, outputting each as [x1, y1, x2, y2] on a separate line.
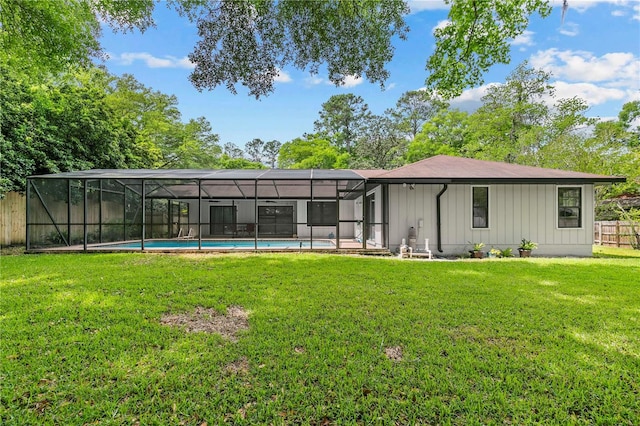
[1, 253, 639, 425]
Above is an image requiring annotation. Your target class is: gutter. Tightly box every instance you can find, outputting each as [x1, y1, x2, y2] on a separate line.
[436, 184, 448, 253]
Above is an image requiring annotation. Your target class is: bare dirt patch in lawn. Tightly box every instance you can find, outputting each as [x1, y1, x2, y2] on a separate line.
[384, 346, 403, 361]
[225, 356, 250, 375]
[160, 306, 248, 342]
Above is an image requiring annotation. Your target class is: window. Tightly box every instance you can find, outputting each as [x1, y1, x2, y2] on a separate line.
[472, 186, 489, 228]
[259, 206, 294, 236]
[558, 187, 582, 228]
[307, 201, 337, 226]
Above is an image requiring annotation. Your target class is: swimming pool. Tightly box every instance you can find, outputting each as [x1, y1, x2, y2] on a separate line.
[99, 239, 335, 250]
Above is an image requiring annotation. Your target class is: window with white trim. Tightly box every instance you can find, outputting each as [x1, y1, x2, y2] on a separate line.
[558, 187, 582, 228]
[472, 186, 489, 228]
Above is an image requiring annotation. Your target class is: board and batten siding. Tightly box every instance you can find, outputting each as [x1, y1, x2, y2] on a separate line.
[388, 183, 594, 256]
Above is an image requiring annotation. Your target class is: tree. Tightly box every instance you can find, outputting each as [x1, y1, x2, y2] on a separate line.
[2, 0, 553, 98]
[618, 100, 640, 146]
[0, 0, 174, 75]
[0, 0, 101, 73]
[245, 138, 265, 164]
[188, 0, 409, 98]
[465, 62, 553, 163]
[387, 90, 448, 139]
[216, 155, 265, 169]
[223, 142, 245, 159]
[586, 102, 640, 198]
[404, 109, 469, 163]
[161, 117, 222, 168]
[314, 94, 370, 154]
[278, 135, 349, 169]
[0, 60, 226, 195]
[352, 115, 406, 169]
[426, 0, 551, 97]
[263, 140, 282, 168]
[0, 63, 145, 194]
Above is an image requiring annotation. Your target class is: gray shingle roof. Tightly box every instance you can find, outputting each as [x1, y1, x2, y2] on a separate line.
[365, 155, 625, 184]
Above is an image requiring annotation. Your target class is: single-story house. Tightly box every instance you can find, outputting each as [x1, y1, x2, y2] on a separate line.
[26, 155, 624, 256]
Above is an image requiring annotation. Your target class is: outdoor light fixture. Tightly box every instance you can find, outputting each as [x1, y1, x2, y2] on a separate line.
[403, 183, 416, 190]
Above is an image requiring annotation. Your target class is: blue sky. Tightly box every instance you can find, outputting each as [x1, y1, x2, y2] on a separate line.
[99, 0, 640, 148]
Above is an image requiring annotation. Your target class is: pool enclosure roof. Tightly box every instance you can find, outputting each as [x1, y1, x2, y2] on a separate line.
[29, 168, 372, 200]
[29, 168, 367, 181]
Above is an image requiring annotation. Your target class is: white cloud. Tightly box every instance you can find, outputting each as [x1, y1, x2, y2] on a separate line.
[558, 22, 580, 36]
[448, 80, 633, 114]
[530, 48, 639, 105]
[530, 49, 640, 87]
[549, 0, 636, 13]
[407, 1, 449, 13]
[611, 9, 626, 17]
[449, 83, 499, 112]
[551, 81, 627, 105]
[432, 19, 451, 34]
[304, 74, 363, 88]
[512, 30, 535, 46]
[176, 57, 195, 69]
[341, 75, 363, 88]
[304, 75, 324, 86]
[385, 82, 397, 91]
[274, 69, 292, 83]
[110, 52, 195, 69]
[634, 4, 640, 20]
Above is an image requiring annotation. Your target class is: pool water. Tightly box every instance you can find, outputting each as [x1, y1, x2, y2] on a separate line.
[100, 239, 334, 249]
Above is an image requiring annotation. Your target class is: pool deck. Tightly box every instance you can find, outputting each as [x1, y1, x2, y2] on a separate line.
[27, 238, 389, 254]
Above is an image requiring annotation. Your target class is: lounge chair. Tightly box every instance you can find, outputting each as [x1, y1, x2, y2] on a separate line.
[177, 228, 195, 240]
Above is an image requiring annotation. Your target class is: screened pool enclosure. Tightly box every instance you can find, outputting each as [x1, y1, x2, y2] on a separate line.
[26, 169, 389, 252]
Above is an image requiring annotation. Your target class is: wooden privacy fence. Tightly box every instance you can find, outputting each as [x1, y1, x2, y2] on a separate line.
[594, 221, 640, 249]
[0, 192, 26, 246]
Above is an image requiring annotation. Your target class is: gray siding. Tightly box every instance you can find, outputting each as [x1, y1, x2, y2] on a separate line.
[389, 183, 594, 256]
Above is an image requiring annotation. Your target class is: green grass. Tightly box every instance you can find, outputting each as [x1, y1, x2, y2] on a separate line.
[1, 253, 639, 425]
[593, 245, 640, 258]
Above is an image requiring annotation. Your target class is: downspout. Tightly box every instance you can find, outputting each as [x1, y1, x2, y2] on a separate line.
[436, 184, 448, 253]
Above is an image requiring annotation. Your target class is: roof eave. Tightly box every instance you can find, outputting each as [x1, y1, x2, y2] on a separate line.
[368, 177, 627, 185]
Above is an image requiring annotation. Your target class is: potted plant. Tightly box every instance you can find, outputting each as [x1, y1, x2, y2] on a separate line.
[488, 247, 502, 258]
[501, 247, 514, 258]
[469, 242, 485, 258]
[518, 238, 537, 257]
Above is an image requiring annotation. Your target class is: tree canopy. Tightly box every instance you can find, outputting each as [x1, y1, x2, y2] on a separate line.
[1, 0, 553, 98]
[0, 59, 224, 195]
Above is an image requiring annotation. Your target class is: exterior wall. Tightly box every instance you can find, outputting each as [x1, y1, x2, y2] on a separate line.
[294, 199, 356, 239]
[369, 185, 384, 247]
[190, 198, 356, 238]
[352, 185, 384, 247]
[388, 183, 595, 256]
